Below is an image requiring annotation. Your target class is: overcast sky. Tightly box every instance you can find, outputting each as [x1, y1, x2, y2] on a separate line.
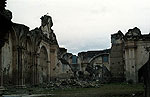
[6, 0, 150, 54]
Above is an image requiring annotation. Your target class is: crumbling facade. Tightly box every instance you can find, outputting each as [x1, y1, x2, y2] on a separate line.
[78, 49, 111, 82]
[124, 27, 150, 83]
[58, 48, 81, 79]
[110, 31, 125, 82]
[1, 2, 150, 96]
[0, 1, 62, 87]
[57, 48, 73, 79]
[111, 27, 150, 83]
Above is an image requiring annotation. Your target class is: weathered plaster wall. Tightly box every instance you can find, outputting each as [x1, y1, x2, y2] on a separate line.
[49, 45, 59, 80]
[0, 14, 61, 87]
[111, 27, 150, 83]
[78, 50, 110, 73]
[110, 31, 125, 82]
[125, 41, 150, 82]
[1, 33, 13, 84]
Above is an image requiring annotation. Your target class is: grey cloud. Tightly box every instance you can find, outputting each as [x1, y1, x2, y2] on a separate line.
[6, 0, 150, 54]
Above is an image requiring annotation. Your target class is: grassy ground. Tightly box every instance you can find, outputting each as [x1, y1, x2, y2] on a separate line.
[3, 83, 144, 97]
[45, 83, 144, 97]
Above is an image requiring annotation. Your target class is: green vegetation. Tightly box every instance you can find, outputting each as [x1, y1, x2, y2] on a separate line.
[4, 83, 144, 97]
[48, 83, 144, 97]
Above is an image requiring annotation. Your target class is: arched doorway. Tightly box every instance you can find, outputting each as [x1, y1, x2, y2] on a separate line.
[88, 54, 111, 82]
[38, 46, 48, 83]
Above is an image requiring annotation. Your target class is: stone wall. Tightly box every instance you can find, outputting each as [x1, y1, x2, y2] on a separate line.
[78, 49, 111, 81]
[124, 27, 150, 83]
[0, 14, 61, 87]
[110, 31, 125, 82]
[110, 27, 150, 83]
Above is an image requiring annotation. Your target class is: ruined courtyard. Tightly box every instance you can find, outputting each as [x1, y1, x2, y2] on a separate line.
[0, 0, 150, 97]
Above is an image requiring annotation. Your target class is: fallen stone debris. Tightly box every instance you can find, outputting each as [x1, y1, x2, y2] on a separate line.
[0, 79, 103, 95]
[38, 79, 102, 90]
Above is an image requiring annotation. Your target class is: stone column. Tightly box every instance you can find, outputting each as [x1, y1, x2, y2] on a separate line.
[17, 46, 25, 88]
[33, 52, 39, 85]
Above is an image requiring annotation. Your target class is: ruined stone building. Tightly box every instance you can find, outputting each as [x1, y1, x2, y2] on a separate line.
[110, 27, 150, 83]
[123, 27, 150, 97]
[58, 48, 81, 78]
[58, 48, 73, 78]
[110, 31, 125, 82]
[0, 2, 64, 87]
[1, 2, 150, 96]
[78, 49, 111, 81]
[78, 27, 150, 84]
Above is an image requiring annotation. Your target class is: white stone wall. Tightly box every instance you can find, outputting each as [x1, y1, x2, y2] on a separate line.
[136, 41, 150, 70]
[125, 41, 150, 82]
[125, 48, 136, 82]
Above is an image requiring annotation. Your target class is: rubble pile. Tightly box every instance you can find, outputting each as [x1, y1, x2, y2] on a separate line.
[38, 79, 102, 90]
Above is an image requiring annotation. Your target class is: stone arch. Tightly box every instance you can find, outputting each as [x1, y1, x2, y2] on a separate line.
[38, 46, 49, 83]
[89, 54, 102, 63]
[89, 53, 109, 69]
[12, 28, 28, 86]
[88, 54, 110, 81]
